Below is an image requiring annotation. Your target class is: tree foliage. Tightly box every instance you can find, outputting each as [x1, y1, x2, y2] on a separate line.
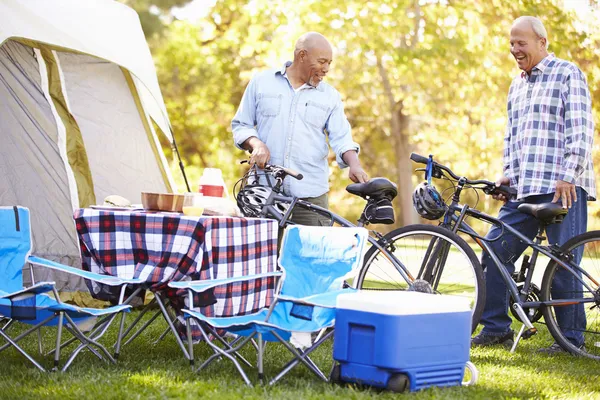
[125, 0, 600, 230]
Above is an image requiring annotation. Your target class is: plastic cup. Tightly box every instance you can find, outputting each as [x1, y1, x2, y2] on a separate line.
[182, 193, 204, 216]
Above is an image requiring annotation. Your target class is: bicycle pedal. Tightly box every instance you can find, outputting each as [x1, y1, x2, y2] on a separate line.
[522, 327, 537, 340]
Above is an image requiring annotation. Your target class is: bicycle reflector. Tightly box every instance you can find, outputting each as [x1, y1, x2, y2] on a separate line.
[412, 181, 447, 220]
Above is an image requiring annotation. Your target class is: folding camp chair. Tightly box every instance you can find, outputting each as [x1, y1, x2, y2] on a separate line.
[0, 206, 135, 372]
[170, 225, 368, 386]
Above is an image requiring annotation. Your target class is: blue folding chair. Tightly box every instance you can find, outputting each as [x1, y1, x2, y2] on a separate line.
[170, 225, 368, 386]
[0, 206, 136, 371]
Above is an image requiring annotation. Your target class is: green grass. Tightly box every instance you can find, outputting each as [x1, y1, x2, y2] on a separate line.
[0, 311, 599, 400]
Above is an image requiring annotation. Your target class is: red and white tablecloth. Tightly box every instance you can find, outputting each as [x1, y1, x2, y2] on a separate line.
[73, 209, 279, 319]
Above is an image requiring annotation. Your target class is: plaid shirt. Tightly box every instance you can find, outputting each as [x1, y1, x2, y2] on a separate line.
[504, 54, 596, 201]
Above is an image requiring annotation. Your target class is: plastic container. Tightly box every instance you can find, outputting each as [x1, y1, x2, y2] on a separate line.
[333, 291, 474, 392]
[198, 168, 226, 197]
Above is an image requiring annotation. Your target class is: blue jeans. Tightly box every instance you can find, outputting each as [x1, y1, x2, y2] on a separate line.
[479, 188, 587, 346]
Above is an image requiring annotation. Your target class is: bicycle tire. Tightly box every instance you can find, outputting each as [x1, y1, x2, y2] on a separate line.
[356, 224, 485, 333]
[541, 230, 600, 360]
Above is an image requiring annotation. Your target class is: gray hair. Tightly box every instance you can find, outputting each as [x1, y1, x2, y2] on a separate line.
[514, 16, 550, 49]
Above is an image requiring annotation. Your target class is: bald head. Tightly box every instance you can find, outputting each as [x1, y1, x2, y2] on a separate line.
[294, 32, 332, 59]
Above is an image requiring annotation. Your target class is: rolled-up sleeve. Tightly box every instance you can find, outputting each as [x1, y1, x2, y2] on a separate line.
[503, 87, 516, 186]
[326, 92, 359, 168]
[232, 77, 259, 150]
[559, 69, 594, 184]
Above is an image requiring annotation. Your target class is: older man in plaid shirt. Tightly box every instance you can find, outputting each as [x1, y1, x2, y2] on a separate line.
[471, 16, 596, 352]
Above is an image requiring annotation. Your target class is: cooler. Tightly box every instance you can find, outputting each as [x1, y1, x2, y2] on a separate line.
[333, 291, 475, 392]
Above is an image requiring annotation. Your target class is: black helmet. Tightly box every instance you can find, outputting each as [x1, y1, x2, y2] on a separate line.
[412, 182, 446, 220]
[236, 185, 289, 217]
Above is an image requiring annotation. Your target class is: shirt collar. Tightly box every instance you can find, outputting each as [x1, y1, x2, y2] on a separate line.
[521, 53, 554, 80]
[276, 61, 324, 91]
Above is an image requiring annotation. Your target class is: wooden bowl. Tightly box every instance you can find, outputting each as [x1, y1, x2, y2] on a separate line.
[141, 192, 185, 212]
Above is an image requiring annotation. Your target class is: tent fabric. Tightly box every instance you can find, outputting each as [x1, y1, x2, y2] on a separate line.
[0, 0, 177, 296]
[0, 40, 83, 291]
[57, 52, 168, 203]
[0, 0, 173, 140]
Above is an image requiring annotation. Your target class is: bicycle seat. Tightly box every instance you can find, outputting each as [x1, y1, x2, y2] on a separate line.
[517, 202, 568, 224]
[346, 178, 398, 200]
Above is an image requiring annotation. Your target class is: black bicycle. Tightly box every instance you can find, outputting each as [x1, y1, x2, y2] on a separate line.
[408, 153, 600, 359]
[234, 161, 486, 332]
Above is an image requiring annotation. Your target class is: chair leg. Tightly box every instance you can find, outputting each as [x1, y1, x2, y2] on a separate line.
[37, 328, 44, 355]
[53, 312, 64, 371]
[154, 293, 190, 360]
[0, 315, 55, 353]
[114, 310, 128, 359]
[204, 325, 253, 368]
[268, 330, 334, 385]
[257, 333, 264, 383]
[196, 324, 254, 387]
[60, 313, 118, 372]
[46, 314, 111, 356]
[0, 328, 46, 372]
[186, 317, 194, 368]
[117, 297, 159, 349]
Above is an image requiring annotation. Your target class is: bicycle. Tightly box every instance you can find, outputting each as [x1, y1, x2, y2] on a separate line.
[404, 152, 600, 359]
[234, 161, 486, 332]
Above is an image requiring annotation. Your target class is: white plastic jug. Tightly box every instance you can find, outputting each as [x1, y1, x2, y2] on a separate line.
[198, 168, 226, 197]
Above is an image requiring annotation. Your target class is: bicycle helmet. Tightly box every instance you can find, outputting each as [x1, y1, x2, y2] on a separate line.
[412, 181, 446, 220]
[236, 185, 290, 218]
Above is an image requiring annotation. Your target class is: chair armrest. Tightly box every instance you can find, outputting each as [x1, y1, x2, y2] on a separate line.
[276, 288, 357, 309]
[0, 282, 56, 299]
[168, 271, 283, 293]
[27, 255, 144, 286]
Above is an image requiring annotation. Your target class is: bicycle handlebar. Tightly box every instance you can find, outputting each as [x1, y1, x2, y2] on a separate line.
[409, 153, 517, 199]
[240, 160, 304, 181]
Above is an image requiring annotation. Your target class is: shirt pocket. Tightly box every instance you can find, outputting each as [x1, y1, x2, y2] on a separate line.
[258, 93, 282, 117]
[304, 100, 329, 130]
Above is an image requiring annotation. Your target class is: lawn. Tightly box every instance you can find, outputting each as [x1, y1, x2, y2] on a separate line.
[0, 310, 598, 400]
[0, 310, 600, 400]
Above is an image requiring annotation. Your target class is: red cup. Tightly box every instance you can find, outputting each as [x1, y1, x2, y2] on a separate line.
[198, 184, 224, 197]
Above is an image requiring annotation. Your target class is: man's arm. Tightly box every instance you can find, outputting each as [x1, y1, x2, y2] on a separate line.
[553, 68, 594, 208]
[232, 77, 271, 168]
[241, 137, 270, 169]
[342, 150, 368, 183]
[327, 92, 368, 183]
[232, 77, 260, 151]
[503, 84, 516, 188]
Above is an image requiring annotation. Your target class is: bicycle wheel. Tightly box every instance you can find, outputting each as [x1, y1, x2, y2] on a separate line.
[356, 224, 485, 332]
[541, 230, 600, 360]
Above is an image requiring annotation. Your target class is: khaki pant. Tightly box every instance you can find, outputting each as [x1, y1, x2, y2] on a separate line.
[289, 193, 330, 226]
[278, 193, 330, 251]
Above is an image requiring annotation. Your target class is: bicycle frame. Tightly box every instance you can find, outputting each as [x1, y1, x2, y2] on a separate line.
[260, 191, 416, 285]
[444, 202, 599, 311]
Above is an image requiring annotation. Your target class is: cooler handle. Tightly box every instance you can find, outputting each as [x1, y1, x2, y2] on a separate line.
[462, 361, 478, 386]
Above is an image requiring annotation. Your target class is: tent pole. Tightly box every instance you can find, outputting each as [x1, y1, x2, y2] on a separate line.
[171, 134, 191, 192]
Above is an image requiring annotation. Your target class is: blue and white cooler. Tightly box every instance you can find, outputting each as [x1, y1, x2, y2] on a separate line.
[332, 290, 477, 392]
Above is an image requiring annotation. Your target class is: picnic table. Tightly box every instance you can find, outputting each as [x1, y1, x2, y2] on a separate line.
[73, 208, 279, 340]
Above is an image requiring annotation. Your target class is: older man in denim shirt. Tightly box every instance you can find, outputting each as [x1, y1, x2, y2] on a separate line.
[232, 32, 368, 226]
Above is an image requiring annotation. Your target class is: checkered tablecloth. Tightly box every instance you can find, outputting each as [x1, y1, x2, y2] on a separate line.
[74, 209, 279, 323]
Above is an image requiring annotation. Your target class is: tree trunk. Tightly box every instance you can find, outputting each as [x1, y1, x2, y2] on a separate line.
[391, 104, 418, 227]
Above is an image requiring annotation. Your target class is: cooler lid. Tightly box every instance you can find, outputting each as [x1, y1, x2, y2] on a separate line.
[336, 291, 471, 315]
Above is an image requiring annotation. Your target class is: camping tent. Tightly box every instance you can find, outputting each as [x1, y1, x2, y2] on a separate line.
[0, 0, 178, 295]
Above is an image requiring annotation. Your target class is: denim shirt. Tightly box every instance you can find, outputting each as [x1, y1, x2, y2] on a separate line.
[232, 62, 360, 198]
